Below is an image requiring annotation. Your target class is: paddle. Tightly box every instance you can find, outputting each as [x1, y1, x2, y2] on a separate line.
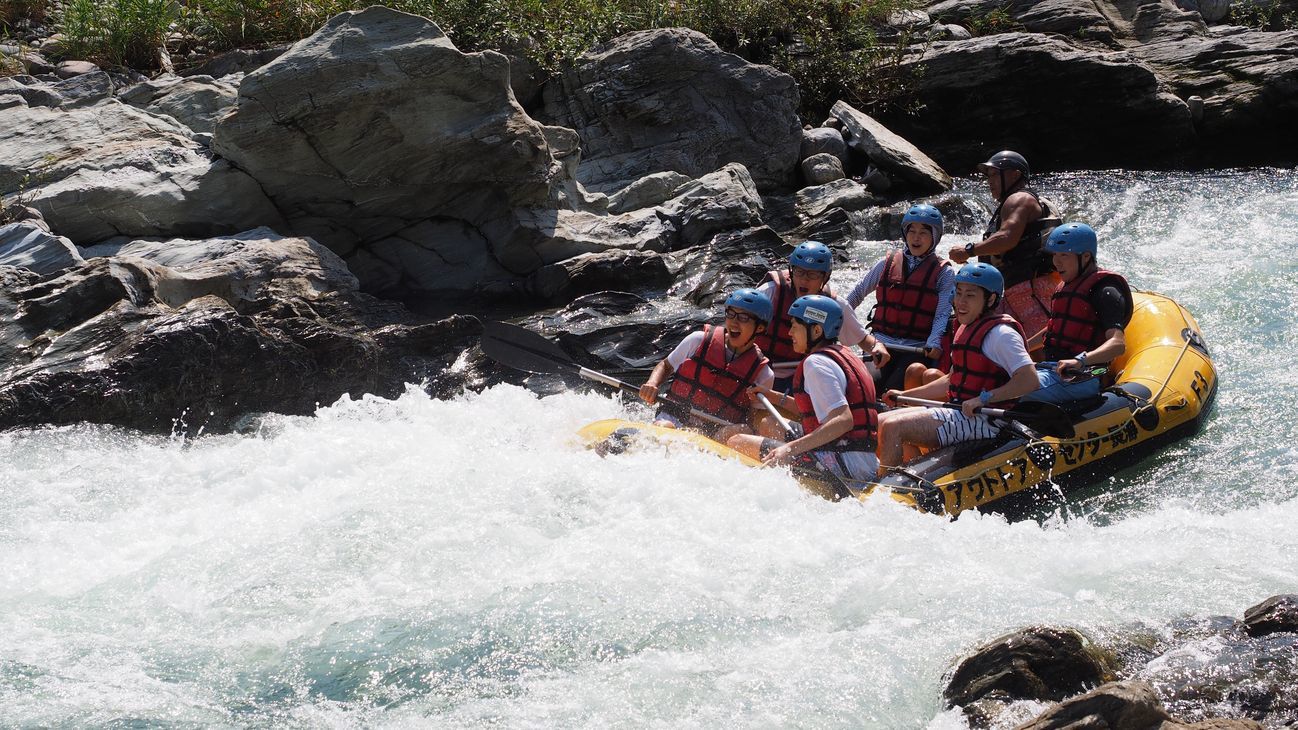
[894, 395, 1074, 438]
[480, 320, 733, 427]
[754, 391, 798, 441]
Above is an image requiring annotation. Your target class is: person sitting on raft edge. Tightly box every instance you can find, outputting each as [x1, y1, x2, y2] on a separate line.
[1021, 222, 1134, 406]
[729, 295, 880, 485]
[846, 203, 955, 393]
[876, 263, 1042, 472]
[948, 150, 1062, 341]
[638, 288, 776, 441]
[754, 239, 874, 392]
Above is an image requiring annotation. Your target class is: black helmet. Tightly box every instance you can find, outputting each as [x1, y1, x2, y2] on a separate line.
[975, 150, 1030, 178]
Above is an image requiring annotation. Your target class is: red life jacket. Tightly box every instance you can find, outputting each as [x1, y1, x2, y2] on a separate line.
[1044, 268, 1133, 356]
[667, 325, 770, 424]
[948, 313, 1026, 405]
[754, 269, 836, 365]
[791, 343, 878, 451]
[870, 250, 950, 342]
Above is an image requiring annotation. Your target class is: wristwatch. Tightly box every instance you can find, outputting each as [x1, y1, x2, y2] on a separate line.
[964, 242, 977, 256]
[979, 390, 993, 405]
[1076, 352, 1089, 366]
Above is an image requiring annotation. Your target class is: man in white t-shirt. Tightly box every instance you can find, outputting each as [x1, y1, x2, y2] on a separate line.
[730, 295, 880, 484]
[639, 289, 776, 440]
[877, 263, 1042, 472]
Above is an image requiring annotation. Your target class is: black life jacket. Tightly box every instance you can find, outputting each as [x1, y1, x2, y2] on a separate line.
[667, 324, 769, 424]
[982, 185, 1062, 289]
[870, 250, 950, 343]
[791, 343, 878, 451]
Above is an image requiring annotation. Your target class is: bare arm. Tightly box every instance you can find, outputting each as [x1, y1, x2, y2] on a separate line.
[638, 359, 674, 404]
[1057, 328, 1126, 375]
[950, 192, 1043, 263]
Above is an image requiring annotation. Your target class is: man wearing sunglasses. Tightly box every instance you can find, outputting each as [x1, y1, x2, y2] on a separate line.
[639, 289, 777, 439]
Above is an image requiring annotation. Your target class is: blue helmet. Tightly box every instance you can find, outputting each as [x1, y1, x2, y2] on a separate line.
[787, 294, 843, 339]
[724, 287, 773, 323]
[901, 203, 943, 246]
[1044, 222, 1098, 258]
[788, 240, 833, 273]
[954, 262, 1005, 300]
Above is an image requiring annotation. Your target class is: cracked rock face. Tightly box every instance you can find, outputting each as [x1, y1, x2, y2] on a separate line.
[0, 101, 285, 244]
[212, 6, 567, 297]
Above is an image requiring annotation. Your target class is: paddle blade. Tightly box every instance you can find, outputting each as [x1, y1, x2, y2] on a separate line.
[1006, 401, 1075, 438]
[480, 321, 579, 375]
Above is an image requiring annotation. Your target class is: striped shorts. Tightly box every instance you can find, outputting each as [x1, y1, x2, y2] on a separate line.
[931, 408, 1002, 446]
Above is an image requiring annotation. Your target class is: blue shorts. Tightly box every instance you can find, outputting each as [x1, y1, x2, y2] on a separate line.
[1021, 362, 1102, 405]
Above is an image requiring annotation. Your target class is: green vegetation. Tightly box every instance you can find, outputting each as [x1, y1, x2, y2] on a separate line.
[1228, 0, 1298, 31]
[45, 0, 923, 119]
[962, 5, 1022, 37]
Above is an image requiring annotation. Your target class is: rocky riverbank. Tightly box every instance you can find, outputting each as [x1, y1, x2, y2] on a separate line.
[941, 594, 1298, 728]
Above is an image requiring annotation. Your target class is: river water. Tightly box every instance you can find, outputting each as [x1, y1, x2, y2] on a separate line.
[2, 169, 1296, 727]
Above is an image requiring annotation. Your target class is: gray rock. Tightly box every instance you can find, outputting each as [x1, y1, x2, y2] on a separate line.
[212, 7, 567, 297]
[801, 127, 848, 163]
[0, 227, 482, 434]
[1132, 28, 1298, 159]
[932, 23, 974, 40]
[0, 76, 64, 107]
[179, 45, 289, 79]
[1243, 594, 1298, 637]
[0, 221, 85, 274]
[831, 100, 952, 193]
[0, 101, 285, 244]
[945, 626, 1119, 708]
[1013, 680, 1264, 729]
[0, 93, 27, 110]
[801, 153, 846, 186]
[606, 171, 694, 213]
[55, 60, 98, 78]
[525, 249, 673, 300]
[668, 225, 786, 307]
[539, 28, 802, 193]
[119, 75, 238, 134]
[53, 69, 114, 106]
[795, 178, 880, 219]
[1177, 0, 1233, 22]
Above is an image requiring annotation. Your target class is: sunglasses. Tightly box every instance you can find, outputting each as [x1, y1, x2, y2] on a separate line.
[724, 308, 757, 324]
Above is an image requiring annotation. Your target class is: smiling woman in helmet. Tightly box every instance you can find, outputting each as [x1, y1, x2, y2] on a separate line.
[876, 262, 1042, 471]
[639, 288, 776, 440]
[729, 295, 880, 483]
[846, 203, 956, 393]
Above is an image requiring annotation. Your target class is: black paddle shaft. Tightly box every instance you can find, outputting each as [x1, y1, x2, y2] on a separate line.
[894, 396, 1074, 438]
[480, 321, 734, 427]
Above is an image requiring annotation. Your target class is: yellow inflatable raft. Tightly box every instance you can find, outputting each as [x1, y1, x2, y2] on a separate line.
[578, 291, 1217, 517]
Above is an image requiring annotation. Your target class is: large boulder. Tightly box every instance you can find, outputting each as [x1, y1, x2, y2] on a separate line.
[878, 32, 1196, 170]
[1243, 594, 1298, 637]
[118, 75, 239, 134]
[0, 101, 285, 244]
[830, 100, 952, 193]
[212, 6, 567, 292]
[539, 28, 803, 194]
[0, 227, 479, 434]
[1015, 680, 1263, 729]
[945, 626, 1119, 709]
[0, 220, 85, 275]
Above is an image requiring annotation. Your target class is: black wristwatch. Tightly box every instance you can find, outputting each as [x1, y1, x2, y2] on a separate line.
[964, 242, 977, 255]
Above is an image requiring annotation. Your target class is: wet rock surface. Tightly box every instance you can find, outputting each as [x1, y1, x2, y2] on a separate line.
[0, 228, 479, 435]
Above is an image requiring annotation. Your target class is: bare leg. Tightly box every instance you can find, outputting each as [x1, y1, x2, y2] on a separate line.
[877, 408, 944, 474]
[727, 433, 771, 460]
